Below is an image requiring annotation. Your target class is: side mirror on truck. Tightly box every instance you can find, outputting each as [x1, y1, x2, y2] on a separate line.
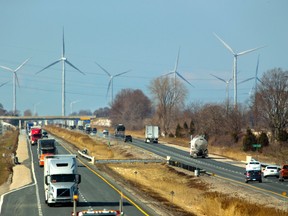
[76, 174, 81, 184]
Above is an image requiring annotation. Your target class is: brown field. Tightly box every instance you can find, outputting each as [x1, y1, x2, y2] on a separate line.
[0, 129, 19, 186]
[44, 125, 288, 216]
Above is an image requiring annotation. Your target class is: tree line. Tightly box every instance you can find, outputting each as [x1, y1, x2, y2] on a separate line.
[2, 68, 288, 147]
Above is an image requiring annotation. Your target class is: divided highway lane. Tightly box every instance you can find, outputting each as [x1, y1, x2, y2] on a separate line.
[33, 136, 149, 216]
[2, 133, 151, 216]
[129, 137, 288, 200]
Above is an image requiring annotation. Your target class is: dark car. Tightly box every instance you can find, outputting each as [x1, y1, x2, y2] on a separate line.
[245, 170, 262, 183]
[124, 135, 132, 142]
[42, 131, 48, 138]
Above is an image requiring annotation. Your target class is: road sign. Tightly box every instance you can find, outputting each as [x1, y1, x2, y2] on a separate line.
[252, 144, 261, 148]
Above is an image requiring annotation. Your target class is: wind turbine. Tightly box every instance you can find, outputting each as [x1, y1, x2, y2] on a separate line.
[164, 48, 194, 90]
[210, 74, 232, 103]
[70, 100, 80, 115]
[0, 58, 30, 114]
[95, 62, 130, 105]
[36, 28, 85, 116]
[253, 55, 262, 94]
[213, 33, 264, 108]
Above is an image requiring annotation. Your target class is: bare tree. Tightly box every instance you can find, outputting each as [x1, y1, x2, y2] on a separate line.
[254, 68, 288, 140]
[23, 109, 32, 116]
[149, 76, 188, 135]
[110, 89, 152, 130]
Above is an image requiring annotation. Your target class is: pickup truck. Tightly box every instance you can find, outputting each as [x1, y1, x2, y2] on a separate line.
[279, 165, 288, 181]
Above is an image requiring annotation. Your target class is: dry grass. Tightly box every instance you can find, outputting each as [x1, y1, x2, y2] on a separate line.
[45, 126, 288, 216]
[0, 129, 19, 185]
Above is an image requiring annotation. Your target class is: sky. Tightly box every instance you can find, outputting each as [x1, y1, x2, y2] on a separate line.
[0, 0, 287, 116]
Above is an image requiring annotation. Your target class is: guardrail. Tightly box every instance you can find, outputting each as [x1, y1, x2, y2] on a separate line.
[78, 150, 95, 164]
[166, 156, 206, 177]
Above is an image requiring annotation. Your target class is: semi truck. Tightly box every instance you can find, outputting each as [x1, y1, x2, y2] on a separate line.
[37, 138, 57, 167]
[26, 122, 34, 136]
[145, 125, 159, 143]
[114, 124, 125, 137]
[44, 155, 81, 206]
[30, 126, 42, 145]
[189, 135, 208, 158]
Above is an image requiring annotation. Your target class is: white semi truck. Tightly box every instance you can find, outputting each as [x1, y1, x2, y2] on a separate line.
[44, 155, 81, 206]
[189, 135, 208, 158]
[145, 125, 159, 143]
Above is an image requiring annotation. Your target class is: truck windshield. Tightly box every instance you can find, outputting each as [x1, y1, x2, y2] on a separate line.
[42, 149, 55, 154]
[33, 134, 42, 138]
[51, 174, 76, 182]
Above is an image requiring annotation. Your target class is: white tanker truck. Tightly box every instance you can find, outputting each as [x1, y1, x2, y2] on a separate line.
[189, 135, 208, 158]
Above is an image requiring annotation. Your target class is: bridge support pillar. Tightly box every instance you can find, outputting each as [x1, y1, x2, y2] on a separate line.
[19, 120, 22, 130]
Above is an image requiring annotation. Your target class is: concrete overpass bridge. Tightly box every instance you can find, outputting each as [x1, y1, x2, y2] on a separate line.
[0, 116, 96, 130]
[0, 116, 95, 121]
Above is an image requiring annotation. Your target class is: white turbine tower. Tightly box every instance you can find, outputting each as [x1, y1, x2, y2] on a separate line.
[164, 48, 194, 90]
[36, 28, 85, 116]
[0, 58, 30, 114]
[213, 33, 264, 108]
[95, 62, 130, 105]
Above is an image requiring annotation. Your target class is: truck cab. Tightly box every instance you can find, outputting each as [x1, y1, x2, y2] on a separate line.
[44, 155, 81, 206]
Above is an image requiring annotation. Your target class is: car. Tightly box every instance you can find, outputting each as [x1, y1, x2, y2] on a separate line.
[246, 160, 261, 171]
[263, 165, 280, 178]
[124, 135, 132, 142]
[245, 170, 262, 183]
[103, 129, 109, 137]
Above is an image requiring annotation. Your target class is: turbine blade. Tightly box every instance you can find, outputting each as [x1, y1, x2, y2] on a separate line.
[160, 71, 174, 77]
[15, 58, 30, 72]
[65, 60, 85, 75]
[176, 72, 194, 87]
[95, 62, 111, 77]
[106, 80, 112, 98]
[35, 60, 61, 74]
[257, 77, 263, 84]
[255, 55, 260, 77]
[238, 77, 254, 84]
[114, 70, 131, 77]
[174, 47, 180, 72]
[0, 81, 9, 88]
[62, 27, 65, 57]
[210, 74, 226, 83]
[213, 32, 235, 55]
[0, 65, 14, 72]
[238, 46, 265, 56]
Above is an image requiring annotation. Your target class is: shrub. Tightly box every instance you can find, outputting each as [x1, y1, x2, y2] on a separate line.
[242, 128, 257, 151]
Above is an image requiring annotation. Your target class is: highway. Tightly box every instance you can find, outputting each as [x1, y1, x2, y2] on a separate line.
[2, 128, 288, 216]
[0, 131, 154, 216]
[126, 136, 288, 200]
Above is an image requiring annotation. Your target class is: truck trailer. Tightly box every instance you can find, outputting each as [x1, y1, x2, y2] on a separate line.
[44, 155, 81, 206]
[114, 124, 125, 138]
[189, 135, 208, 158]
[145, 125, 159, 143]
[37, 138, 57, 167]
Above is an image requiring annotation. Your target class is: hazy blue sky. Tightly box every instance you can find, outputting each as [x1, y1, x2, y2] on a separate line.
[0, 0, 287, 116]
